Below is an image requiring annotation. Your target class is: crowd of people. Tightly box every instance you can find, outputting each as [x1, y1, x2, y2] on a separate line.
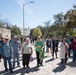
[0, 35, 76, 74]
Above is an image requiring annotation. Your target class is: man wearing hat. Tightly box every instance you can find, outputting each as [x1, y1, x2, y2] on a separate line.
[2, 36, 13, 73]
[11, 36, 21, 68]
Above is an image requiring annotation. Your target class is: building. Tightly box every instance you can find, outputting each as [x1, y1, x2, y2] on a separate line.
[0, 28, 11, 39]
[20, 27, 30, 36]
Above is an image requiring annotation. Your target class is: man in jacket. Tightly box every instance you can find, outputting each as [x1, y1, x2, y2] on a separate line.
[2, 36, 13, 73]
[11, 36, 21, 68]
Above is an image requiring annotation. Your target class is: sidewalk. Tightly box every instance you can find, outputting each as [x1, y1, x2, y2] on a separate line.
[0, 51, 76, 75]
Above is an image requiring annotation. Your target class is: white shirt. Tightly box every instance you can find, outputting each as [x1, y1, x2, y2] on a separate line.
[22, 42, 32, 54]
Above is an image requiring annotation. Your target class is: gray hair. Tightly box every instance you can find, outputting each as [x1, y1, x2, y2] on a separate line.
[26, 38, 30, 42]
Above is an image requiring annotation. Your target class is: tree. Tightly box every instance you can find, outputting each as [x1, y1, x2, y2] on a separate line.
[0, 19, 12, 28]
[11, 25, 21, 38]
[32, 28, 42, 38]
[53, 12, 65, 25]
[64, 5, 76, 37]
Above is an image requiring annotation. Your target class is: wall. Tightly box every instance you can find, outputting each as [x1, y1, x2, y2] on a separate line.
[0, 28, 11, 39]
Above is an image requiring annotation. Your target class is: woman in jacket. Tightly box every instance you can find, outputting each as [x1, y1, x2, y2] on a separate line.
[58, 38, 69, 65]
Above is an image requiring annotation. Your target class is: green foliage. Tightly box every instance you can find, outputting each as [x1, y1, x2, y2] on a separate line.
[11, 25, 21, 38]
[32, 28, 42, 38]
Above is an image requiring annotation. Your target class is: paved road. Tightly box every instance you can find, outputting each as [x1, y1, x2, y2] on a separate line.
[0, 50, 76, 75]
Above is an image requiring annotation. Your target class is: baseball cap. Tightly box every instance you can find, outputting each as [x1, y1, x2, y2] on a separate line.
[14, 36, 17, 38]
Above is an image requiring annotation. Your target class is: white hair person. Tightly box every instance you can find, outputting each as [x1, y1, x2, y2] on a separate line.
[26, 38, 31, 43]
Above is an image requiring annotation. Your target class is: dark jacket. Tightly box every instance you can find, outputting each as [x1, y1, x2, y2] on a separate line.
[71, 41, 76, 50]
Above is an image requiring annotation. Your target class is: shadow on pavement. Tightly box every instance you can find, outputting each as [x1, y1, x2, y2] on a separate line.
[0, 66, 40, 75]
[13, 66, 40, 75]
[45, 58, 54, 63]
[67, 61, 76, 67]
[53, 65, 66, 73]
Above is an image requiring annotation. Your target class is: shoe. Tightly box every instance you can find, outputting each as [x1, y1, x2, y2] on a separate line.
[36, 65, 39, 67]
[5, 69, 8, 73]
[56, 57, 58, 59]
[10, 71, 13, 73]
[13, 67, 15, 69]
[23, 66, 26, 69]
[40, 64, 43, 66]
[26, 66, 30, 69]
[18, 65, 20, 67]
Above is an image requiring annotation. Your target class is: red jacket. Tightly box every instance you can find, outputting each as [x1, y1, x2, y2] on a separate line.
[71, 41, 76, 50]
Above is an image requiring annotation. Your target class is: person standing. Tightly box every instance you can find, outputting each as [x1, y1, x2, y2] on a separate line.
[0, 36, 3, 62]
[35, 36, 44, 67]
[2, 36, 13, 73]
[71, 37, 76, 62]
[22, 38, 33, 69]
[58, 38, 69, 65]
[11, 36, 21, 68]
[46, 36, 52, 55]
[66, 36, 71, 57]
[52, 37, 58, 59]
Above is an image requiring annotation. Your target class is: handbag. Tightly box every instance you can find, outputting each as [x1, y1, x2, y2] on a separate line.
[30, 56, 34, 62]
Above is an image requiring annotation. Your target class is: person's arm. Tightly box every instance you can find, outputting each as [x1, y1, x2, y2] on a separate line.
[10, 43, 13, 58]
[22, 46, 24, 55]
[22, 43, 24, 55]
[35, 46, 40, 48]
[34, 41, 40, 48]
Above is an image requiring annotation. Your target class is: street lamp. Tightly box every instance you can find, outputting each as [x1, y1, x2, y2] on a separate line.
[23, 1, 34, 37]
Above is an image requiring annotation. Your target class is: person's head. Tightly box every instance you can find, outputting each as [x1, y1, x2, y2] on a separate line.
[53, 37, 56, 40]
[26, 38, 30, 44]
[42, 36, 45, 40]
[4, 36, 9, 43]
[37, 36, 41, 42]
[74, 37, 76, 42]
[62, 38, 66, 43]
[66, 35, 69, 39]
[48, 36, 50, 39]
[21, 38, 25, 44]
[14, 36, 18, 41]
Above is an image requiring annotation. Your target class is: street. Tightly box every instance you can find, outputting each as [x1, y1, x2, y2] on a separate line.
[0, 45, 76, 75]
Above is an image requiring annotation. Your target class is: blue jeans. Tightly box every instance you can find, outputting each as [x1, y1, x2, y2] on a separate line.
[3, 56, 12, 71]
[68, 47, 71, 57]
[72, 50, 76, 61]
[13, 52, 20, 68]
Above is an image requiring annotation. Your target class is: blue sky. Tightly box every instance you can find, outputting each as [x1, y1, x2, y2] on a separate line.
[0, 0, 76, 29]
